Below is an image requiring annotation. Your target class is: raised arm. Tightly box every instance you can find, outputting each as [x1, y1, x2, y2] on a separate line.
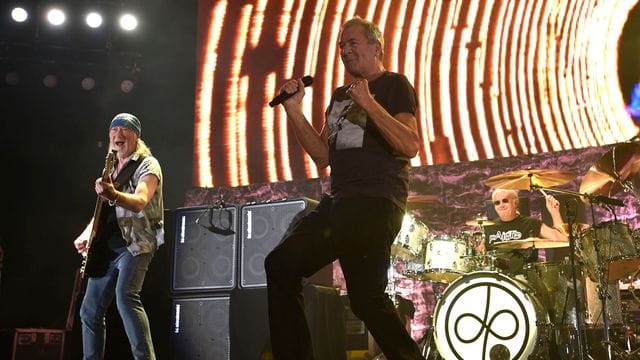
[280, 77, 329, 168]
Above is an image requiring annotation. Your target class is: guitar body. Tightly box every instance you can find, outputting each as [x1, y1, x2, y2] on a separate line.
[80, 151, 116, 279]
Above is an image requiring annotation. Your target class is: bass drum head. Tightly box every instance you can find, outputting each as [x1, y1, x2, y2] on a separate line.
[433, 271, 548, 360]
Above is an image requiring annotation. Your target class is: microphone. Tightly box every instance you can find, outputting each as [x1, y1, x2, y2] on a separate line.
[269, 75, 313, 107]
[593, 195, 624, 207]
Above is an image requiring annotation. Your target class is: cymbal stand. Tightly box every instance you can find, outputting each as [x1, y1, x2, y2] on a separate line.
[421, 282, 446, 359]
[619, 179, 640, 203]
[564, 198, 591, 360]
[532, 185, 589, 359]
[587, 198, 613, 360]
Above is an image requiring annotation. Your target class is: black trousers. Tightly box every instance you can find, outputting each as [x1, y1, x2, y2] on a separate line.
[264, 195, 424, 360]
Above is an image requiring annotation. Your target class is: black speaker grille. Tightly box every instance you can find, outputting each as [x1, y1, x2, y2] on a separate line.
[171, 206, 237, 293]
[171, 296, 230, 360]
[240, 199, 309, 288]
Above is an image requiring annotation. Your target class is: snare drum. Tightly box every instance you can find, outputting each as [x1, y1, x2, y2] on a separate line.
[391, 215, 429, 260]
[422, 234, 470, 283]
[578, 221, 640, 282]
[433, 271, 550, 359]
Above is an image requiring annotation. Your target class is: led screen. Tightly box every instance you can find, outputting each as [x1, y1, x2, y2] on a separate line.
[195, 0, 638, 187]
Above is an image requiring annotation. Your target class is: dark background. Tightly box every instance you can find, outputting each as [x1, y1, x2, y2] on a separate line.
[0, 0, 197, 358]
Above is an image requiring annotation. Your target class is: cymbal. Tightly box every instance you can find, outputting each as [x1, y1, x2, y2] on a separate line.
[465, 218, 495, 226]
[557, 223, 590, 234]
[485, 169, 577, 190]
[406, 194, 439, 209]
[579, 142, 640, 197]
[490, 237, 569, 250]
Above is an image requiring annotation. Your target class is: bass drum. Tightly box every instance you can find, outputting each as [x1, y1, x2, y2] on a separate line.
[433, 271, 549, 360]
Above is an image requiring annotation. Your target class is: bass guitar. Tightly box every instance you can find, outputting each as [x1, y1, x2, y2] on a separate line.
[80, 151, 116, 279]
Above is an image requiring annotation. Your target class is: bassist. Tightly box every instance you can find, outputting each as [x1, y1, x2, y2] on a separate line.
[73, 113, 164, 360]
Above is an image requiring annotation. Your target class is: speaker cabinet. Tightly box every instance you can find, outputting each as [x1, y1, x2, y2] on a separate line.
[239, 199, 316, 288]
[12, 328, 64, 360]
[171, 296, 230, 360]
[171, 206, 237, 293]
[229, 288, 271, 359]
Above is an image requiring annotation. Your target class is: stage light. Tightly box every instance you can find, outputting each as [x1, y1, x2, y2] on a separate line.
[118, 13, 138, 31]
[46, 8, 66, 26]
[42, 74, 57, 88]
[11, 7, 28, 22]
[85, 12, 103, 29]
[81, 77, 95, 90]
[120, 79, 134, 93]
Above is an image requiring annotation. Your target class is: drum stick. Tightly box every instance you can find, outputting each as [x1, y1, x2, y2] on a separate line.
[538, 188, 548, 197]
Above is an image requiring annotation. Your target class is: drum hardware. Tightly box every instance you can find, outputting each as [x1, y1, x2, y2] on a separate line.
[465, 217, 495, 227]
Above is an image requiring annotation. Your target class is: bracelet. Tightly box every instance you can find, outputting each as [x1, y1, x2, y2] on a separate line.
[108, 192, 120, 207]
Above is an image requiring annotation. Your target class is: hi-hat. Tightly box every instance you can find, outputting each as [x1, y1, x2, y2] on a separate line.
[489, 237, 569, 250]
[485, 169, 577, 190]
[465, 218, 495, 226]
[579, 142, 640, 197]
[406, 194, 439, 209]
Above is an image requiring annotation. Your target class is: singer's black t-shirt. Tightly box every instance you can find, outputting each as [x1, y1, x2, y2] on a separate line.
[324, 71, 417, 210]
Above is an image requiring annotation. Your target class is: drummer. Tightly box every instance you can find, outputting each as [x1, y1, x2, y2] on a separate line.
[483, 188, 568, 274]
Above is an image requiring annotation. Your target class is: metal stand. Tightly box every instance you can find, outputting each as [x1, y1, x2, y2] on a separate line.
[530, 185, 624, 359]
[587, 202, 613, 360]
[565, 199, 588, 360]
[420, 282, 446, 359]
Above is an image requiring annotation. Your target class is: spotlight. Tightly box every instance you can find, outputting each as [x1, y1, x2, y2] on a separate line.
[81, 77, 96, 90]
[85, 12, 103, 29]
[120, 79, 134, 93]
[43, 74, 58, 88]
[118, 13, 138, 31]
[46, 8, 66, 26]
[11, 7, 28, 22]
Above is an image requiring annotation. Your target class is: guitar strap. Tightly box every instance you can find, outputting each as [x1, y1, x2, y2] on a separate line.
[112, 155, 146, 191]
[98, 155, 145, 234]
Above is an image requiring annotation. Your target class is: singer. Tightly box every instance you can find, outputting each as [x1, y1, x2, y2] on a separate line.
[265, 17, 423, 359]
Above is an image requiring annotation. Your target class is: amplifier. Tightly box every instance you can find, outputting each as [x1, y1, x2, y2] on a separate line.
[239, 198, 317, 288]
[12, 328, 64, 360]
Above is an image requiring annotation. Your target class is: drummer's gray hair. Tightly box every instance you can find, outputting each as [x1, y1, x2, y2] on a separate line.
[492, 189, 519, 206]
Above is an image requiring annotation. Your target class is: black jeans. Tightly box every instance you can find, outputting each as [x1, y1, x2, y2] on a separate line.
[264, 195, 424, 360]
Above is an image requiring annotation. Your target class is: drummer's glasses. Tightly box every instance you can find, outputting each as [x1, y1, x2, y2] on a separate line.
[493, 198, 512, 206]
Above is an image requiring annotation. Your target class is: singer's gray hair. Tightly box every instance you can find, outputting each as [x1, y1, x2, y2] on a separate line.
[342, 17, 384, 58]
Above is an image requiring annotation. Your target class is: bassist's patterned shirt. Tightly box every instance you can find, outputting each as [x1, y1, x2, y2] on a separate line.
[112, 152, 164, 255]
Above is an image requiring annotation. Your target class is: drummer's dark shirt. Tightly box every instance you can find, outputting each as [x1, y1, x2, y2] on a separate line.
[484, 215, 543, 274]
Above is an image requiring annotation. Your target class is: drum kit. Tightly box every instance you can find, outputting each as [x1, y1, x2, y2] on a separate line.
[387, 142, 640, 360]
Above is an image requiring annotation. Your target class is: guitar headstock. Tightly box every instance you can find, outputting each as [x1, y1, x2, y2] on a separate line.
[102, 151, 116, 181]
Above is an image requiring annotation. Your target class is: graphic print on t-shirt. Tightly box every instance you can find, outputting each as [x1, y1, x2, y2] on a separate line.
[327, 98, 367, 150]
[489, 230, 524, 243]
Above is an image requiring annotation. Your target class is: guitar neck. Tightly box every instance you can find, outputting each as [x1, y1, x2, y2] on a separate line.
[80, 151, 116, 279]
